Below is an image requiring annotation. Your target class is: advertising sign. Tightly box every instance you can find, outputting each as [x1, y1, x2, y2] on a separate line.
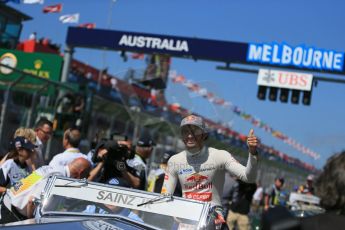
[66, 27, 345, 75]
[257, 69, 313, 91]
[247, 42, 344, 72]
[66, 27, 248, 63]
[0, 49, 63, 94]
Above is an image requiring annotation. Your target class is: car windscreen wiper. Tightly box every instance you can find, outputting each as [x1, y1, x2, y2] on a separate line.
[54, 178, 88, 188]
[137, 194, 173, 207]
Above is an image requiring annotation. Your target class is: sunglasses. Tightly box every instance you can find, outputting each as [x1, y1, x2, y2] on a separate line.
[39, 128, 53, 136]
[181, 126, 204, 137]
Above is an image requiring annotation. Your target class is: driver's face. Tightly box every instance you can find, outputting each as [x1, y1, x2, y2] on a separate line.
[181, 125, 205, 150]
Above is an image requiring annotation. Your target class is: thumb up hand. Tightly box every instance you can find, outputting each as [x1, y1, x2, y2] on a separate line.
[247, 129, 258, 154]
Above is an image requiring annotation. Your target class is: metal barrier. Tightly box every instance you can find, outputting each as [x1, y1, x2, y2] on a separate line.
[0, 62, 77, 159]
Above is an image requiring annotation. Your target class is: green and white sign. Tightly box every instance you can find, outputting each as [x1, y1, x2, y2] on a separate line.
[0, 49, 63, 94]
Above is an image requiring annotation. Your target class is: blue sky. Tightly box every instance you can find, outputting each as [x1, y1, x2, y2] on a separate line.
[9, 0, 345, 168]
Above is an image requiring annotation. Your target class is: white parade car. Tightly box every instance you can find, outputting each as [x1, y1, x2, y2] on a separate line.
[2, 176, 213, 230]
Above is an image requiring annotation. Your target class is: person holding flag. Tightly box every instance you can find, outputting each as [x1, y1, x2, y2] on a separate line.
[161, 115, 259, 228]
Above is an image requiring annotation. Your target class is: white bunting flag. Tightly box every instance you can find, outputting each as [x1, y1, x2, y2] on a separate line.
[59, 13, 80, 24]
[23, 0, 44, 4]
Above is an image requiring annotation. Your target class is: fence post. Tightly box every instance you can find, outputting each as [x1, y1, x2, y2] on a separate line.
[0, 89, 10, 143]
[26, 83, 50, 128]
[60, 45, 74, 84]
[0, 73, 26, 143]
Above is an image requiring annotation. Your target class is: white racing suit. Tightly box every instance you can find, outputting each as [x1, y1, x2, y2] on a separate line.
[161, 147, 258, 229]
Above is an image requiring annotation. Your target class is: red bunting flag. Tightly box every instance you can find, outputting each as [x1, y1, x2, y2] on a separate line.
[78, 23, 96, 29]
[188, 83, 200, 92]
[43, 4, 62, 13]
[214, 98, 225, 105]
[206, 92, 214, 99]
[169, 103, 181, 112]
[172, 75, 186, 83]
[131, 53, 145, 59]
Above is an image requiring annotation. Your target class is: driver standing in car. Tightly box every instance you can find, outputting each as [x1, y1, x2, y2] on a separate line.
[161, 115, 259, 228]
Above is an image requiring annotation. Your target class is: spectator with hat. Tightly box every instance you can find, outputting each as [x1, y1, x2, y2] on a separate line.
[0, 127, 36, 167]
[298, 174, 315, 195]
[126, 135, 155, 190]
[0, 136, 37, 194]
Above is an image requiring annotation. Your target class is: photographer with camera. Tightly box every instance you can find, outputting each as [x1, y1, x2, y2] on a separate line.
[87, 139, 140, 189]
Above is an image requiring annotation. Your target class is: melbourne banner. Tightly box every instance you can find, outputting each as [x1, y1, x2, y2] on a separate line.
[0, 49, 63, 94]
[247, 42, 344, 72]
[66, 27, 345, 74]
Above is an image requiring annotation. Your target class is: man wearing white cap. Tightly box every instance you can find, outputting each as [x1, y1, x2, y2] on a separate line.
[161, 115, 259, 226]
[298, 174, 315, 195]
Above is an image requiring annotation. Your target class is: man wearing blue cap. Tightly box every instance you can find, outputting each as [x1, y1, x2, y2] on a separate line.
[127, 135, 155, 190]
[161, 114, 259, 226]
[0, 136, 37, 194]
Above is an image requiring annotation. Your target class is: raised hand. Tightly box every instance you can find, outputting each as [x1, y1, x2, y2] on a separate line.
[247, 129, 258, 154]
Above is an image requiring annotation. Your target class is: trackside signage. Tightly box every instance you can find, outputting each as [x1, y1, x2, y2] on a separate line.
[257, 69, 313, 91]
[247, 43, 344, 72]
[118, 35, 189, 52]
[66, 27, 345, 74]
[66, 27, 248, 62]
[49, 177, 207, 221]
[0, 49, 62, 95]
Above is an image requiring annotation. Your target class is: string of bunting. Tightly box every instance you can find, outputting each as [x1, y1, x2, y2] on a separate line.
[168, 71, 320, 160]
[9, 1, 96, 27]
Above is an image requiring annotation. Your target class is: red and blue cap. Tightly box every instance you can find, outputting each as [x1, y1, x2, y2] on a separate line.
[11, 136, 37, 152]
[180, 115, 207, 132]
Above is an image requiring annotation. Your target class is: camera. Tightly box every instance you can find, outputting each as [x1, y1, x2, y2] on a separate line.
[110, 132, 128, 142]
[92, 139, 137, 184]
[91, 139, 135, 164]
[106, 140, 135, 163]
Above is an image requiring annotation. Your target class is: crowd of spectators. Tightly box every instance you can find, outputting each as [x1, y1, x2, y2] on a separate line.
[0, 115, 343, 230]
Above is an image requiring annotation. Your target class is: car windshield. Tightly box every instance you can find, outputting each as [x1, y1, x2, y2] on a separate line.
[288, 192, 324, 218]
[40, 176, 210, 230]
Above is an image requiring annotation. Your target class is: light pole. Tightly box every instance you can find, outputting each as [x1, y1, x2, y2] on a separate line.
[97, 0, 117, 91]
